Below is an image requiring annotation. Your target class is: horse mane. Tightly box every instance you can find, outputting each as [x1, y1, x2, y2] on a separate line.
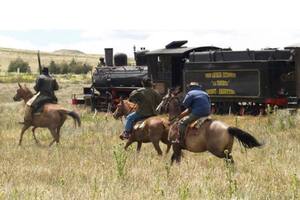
[23, 85, 34, 97]
[123, 100, 137, 110]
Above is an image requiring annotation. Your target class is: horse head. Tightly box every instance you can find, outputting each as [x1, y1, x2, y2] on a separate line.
[113, 99, 125, 119]
[113, 99, 137, 119]
[13, 83, 32, 102]
[157, 88, 183, 121]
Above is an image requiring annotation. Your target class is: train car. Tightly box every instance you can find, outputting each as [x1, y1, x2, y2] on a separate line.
[184, 48, 300, 114]
[146, 41, 300, 115]
[146, 40, 221, 94]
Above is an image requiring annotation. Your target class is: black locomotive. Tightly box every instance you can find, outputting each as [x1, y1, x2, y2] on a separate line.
[146, 41, 300, 114]
[77, 40, 300, 114]
[80, 47, 148, 111]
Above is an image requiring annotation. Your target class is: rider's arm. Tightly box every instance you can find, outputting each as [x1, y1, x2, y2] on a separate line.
[178, 108, 191, 120]
[53, 79, 59, 91]
[33, 78, 41, 92]
[182, 93, 192, 108]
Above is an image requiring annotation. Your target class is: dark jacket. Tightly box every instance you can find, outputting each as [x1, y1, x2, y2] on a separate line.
[129, 87, 162, 117]
[34, 74, 59, 97]
[31, 74, 59, 110]
[183, 87, 211, 117]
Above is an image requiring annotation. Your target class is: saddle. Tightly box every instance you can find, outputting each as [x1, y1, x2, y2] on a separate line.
[189, 116, 212, 129]
[133, 119, 147, 130]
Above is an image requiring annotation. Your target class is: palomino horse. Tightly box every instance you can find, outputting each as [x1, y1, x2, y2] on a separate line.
[112, 99, 171, 155]
[13, 83, 81, 146]
[159, 92, 263, 164]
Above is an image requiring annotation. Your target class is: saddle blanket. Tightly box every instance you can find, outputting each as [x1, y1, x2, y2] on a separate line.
[133, 120, 147, 130]
[26, 92, 40, 106]
[189, 116, 211, 129]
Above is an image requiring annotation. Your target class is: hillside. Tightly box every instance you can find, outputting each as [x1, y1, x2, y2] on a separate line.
[0, 47, 102, 72]
[53, 49, 85, 55]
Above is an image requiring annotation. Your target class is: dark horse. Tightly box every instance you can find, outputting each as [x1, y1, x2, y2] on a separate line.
[112, 99, 171, 155]
[159, 91, 263, 164]
[13, 83, 81, 146]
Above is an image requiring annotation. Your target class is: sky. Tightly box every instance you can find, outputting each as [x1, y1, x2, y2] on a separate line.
[0, 0, 300, 56]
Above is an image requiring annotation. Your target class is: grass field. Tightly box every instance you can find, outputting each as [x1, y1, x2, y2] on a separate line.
[0, 47, 101, 72]
[0, 81, 299, 199]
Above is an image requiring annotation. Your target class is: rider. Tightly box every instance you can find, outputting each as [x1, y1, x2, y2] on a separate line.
[176, 82, 211, 147]
[24, 67, 59, 124]
[120, 77, 162, 140]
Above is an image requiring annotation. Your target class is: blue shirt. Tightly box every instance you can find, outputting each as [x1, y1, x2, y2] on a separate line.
[182, 87, 211, 117]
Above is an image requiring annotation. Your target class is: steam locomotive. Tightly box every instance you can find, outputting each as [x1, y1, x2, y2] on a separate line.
[78, 47, 148, 111]
[77, 40, 300, 114]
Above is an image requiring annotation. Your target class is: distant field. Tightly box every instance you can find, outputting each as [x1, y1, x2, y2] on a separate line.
[0, 47, 102, 72]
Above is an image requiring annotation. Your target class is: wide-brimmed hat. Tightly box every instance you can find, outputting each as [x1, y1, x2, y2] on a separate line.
[188, 82, 200, 87]
[42, 67, 49, 74]
[141, 77, 153, 87]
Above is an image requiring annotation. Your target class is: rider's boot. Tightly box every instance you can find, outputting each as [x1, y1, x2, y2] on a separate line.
[119, 130, 131, 140]
[179, 129, 186, 149]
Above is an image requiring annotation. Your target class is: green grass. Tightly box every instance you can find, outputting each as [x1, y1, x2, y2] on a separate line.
[0, 83, 299, 199]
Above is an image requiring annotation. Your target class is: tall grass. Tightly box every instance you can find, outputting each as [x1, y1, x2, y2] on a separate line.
[0, 83, 299, 199]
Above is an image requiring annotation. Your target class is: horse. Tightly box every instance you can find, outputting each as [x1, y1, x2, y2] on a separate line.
[13, 83, 81, 146]
[159, 91, 263, 164]
[112, 99, 171, 155]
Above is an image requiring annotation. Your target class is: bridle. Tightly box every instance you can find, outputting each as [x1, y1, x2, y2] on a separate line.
[13, 87, 33, 102]
[113, 100, 137, 119]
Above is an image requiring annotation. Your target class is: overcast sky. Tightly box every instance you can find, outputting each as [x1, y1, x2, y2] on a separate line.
[0, 0, 300, 56]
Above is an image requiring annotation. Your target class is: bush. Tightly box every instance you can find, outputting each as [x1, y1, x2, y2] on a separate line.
[8, 58, 31, 73]
[46, 59, 93, 74]
[48, 60, 60, 74]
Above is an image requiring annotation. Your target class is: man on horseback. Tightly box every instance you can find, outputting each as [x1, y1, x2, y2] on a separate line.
[24, 67, 59, 124]
[176, 82, 211, 147]
[120, 77, 161, 140]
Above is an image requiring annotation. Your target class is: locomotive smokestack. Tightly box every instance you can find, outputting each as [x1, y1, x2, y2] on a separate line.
[105, 48, 113, 66]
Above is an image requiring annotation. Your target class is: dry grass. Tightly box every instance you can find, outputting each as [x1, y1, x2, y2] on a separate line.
[0, 47, 101, 72]
[0, 82, 299, 199]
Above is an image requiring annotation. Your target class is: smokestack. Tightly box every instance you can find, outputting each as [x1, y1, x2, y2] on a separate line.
[104, 48, 113, 66]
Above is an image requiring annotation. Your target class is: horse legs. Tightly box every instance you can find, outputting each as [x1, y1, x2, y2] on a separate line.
[31, 127, 40, 145]
[19, 124, 30, 146]
[171, 144, 182, 164]
[152, 140, 163, 156]
[165, 143, 171, 154]
[161, 137, 171, 154]
[124, 139, 134, 150]
[49, 128, 59, 147]
[136, 142, 142, 152]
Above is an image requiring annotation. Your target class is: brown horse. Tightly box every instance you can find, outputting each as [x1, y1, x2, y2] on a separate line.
[113, 99, 171, 155]
[13, 83, 81, 146]
[160, 92, 263, 164]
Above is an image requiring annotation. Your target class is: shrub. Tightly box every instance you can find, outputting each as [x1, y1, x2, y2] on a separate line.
[8, 58, 31, 73]
[46, 59, 93, 74]
[60, 62, 70, 74]
[48, 60, 61, 74]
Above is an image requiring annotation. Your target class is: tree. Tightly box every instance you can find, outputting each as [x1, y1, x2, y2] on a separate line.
[48, 60, 60, 74]
[8, 58, 31, 73]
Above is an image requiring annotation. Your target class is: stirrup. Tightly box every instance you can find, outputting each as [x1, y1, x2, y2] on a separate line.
[119, 131, 130, 140]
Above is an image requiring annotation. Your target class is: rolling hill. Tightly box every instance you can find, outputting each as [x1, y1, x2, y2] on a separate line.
[0, 47, 102, 72]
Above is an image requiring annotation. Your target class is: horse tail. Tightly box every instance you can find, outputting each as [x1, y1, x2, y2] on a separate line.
[67, 111, 81, 127]
[58, 109, 81, 127]
[228, 127, 263, 148]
